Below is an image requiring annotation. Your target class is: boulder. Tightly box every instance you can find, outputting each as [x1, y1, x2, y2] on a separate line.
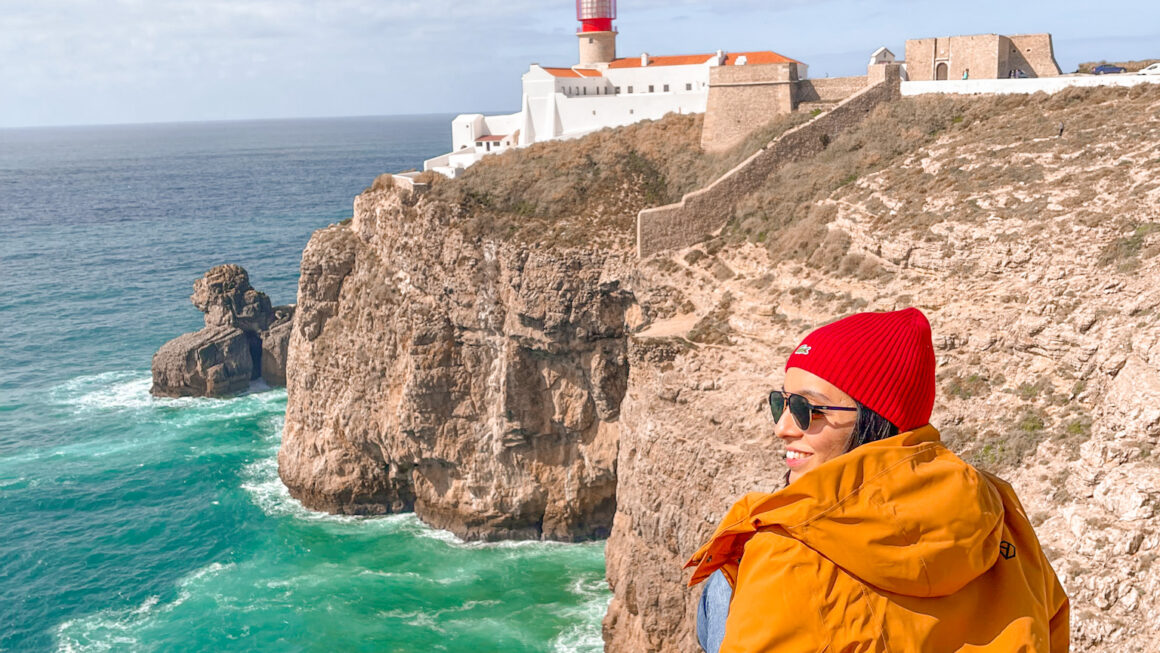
[151, 327, 253, 397]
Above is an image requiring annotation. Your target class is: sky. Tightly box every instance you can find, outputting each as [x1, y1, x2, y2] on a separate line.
[1, 0, 1158, 128]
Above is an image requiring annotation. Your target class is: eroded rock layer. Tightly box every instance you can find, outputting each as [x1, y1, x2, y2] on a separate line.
[278, 187, 634, 541]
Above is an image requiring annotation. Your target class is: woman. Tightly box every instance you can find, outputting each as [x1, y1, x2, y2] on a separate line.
[687, 308, 1069, 652]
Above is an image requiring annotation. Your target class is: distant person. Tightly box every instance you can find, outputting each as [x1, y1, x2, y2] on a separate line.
[963, 68, 970, 80]
[688, 308, 1069, 652]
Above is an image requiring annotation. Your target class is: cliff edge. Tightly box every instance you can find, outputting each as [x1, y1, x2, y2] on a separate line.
[278, 185, 634, 540]
[280, 85, 1160, 650]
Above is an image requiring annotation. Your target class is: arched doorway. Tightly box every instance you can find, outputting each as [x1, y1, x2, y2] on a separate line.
[936, 63, 948, 80]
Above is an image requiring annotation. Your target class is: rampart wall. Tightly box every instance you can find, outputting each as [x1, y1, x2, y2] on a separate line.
[1007, 34, 1062, 77]
[907, 33, 1061, 81]
[796, 76, 869, 104]
[638, 67, 901, 258]
[901, 74, 1160, 97]
[700, 64, 796, 153]
[390, 173, 430, 195]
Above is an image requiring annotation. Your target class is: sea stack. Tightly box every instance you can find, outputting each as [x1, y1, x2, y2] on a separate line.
[151, 264, 294, 397]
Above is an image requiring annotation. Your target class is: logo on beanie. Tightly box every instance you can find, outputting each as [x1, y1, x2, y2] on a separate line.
[794, 345, 812, 355]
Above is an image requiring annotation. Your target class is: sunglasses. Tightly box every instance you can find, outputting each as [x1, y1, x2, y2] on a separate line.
[768, 390, 857, 430]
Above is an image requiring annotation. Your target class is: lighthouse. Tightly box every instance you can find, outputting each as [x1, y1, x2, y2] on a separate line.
[577, 0, 617, 65]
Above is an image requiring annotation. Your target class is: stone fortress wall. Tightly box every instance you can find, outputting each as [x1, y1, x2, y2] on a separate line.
[906, 33, 1061, 81]
[796, 75, 872, 105]
[700, 63, 879, 153]
[638, 65, 902, 258]
[699, 64, 799, 154]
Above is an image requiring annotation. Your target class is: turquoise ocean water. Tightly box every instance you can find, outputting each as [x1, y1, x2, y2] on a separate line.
[0, 117, 608, 652]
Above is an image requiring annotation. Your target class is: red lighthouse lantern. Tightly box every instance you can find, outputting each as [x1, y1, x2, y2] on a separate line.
[577, 0, 616, 34]
[576, 0, 617, 65]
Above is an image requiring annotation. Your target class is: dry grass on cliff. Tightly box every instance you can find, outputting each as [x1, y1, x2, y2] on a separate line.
[424, 111, 810, 249]
[731, 83, 1160, 275]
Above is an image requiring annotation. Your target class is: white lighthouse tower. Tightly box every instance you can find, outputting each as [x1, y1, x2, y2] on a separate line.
[577, 0, 617, 65]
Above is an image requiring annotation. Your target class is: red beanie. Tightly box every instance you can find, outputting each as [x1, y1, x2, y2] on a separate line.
[785, 307, 936, 432]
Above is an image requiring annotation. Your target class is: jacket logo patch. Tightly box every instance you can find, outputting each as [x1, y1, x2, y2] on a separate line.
[795, 345, 812, 355]
[1000, 541, 1016, 560]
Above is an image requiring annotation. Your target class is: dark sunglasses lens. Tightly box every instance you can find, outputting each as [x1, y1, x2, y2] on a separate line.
[768, 391, 784, 422]
[770, 392, 812, 429]
[788, 394, 813, 430]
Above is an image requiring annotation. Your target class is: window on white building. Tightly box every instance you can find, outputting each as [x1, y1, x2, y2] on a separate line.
[627, 86, 633, 93]
[615, 86, 621, 94]
[686, 83, 692, 91]
[663, 84, 670, 92]
[648, 85, 654, 93]
[583, 87, 587, 95]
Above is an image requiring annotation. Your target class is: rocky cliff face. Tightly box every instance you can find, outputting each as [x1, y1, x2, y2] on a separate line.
[278, 187, 634, 540]
[280, 86, 1160, 650]
[605, 84, 1160, 651]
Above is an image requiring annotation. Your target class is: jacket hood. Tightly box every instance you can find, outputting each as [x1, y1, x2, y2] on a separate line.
[687, 425, 1006, 598]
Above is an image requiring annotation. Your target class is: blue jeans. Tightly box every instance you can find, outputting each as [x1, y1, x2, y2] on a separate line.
[696, 569, 733, 653]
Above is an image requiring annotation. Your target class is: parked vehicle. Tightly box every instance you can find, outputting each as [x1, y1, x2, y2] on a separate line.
[1138, 63, 1160, 75]
[1093, 64, 1127, 75]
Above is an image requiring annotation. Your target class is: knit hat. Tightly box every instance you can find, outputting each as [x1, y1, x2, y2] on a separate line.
[785, 307, 935, 432]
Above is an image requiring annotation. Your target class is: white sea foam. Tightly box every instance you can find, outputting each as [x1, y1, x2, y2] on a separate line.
[550, 574, 612, 653]
[376, 599, 500, 631]
[239, 448, 414, 531]
[53, 563, 233, 652]
[49, 370, 287, 416]
[411, 524, 588, 552]
[50, 371, 154, 413]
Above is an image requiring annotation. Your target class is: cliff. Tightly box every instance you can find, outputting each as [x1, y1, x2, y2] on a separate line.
[278, 185, 635, 540]
[281, 84, 1160, 650]
[606, 84, 1160, 651]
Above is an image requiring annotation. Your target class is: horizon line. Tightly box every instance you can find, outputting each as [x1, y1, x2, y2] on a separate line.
[0, 109, 521, 132]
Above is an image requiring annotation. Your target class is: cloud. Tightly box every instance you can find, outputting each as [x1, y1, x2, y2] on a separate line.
[2, 0, 1157, 126]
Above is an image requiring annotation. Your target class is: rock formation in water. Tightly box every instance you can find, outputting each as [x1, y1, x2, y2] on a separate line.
[151, 264, 295, 397]
[278, 187, 634, 540]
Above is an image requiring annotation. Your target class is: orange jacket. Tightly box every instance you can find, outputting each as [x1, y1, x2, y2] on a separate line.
[686, 425, 1069, 652]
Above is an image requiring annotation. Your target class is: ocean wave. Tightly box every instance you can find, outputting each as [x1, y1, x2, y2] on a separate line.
[49, 371, 155, 413]
[551, 574, 612, 653]
[412, 526, 598, 552]
[53, 563, 234, 652]
[47, 370, 287, 416]
[239, 449, 414, 532]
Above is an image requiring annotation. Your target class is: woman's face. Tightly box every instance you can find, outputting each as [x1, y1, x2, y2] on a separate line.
[775, 367, 859, 483]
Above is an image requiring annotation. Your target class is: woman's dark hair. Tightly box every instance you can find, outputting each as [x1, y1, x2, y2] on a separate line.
[847, 401, 899, 451]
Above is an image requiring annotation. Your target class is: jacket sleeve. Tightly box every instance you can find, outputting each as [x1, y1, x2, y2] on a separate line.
[718, 532, 832, 653]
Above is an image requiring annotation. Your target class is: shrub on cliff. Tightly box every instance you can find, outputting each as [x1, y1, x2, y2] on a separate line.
[425, 111, 809, 249]
[732, 83, 1160, 273]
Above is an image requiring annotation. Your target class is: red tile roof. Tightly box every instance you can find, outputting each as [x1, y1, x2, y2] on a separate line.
[542, 67, 605, 78]
[477, 135, 507, 142]
[604, 50, 800, 69]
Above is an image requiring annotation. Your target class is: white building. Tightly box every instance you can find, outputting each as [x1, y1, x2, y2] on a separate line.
[423, 2, 804, 178]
